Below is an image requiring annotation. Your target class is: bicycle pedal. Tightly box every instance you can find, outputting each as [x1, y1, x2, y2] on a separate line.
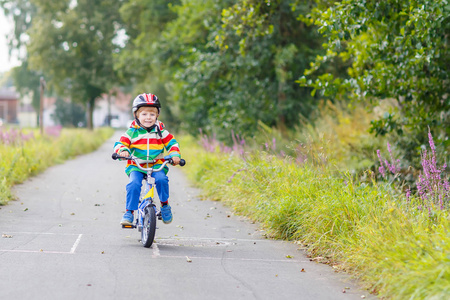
[156, 211, 162, 220]
[121, 224, 136, 229]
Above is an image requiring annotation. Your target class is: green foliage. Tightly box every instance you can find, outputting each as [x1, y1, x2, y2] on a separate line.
[180, 134, 450, 299]
[183, 0, 324, 139]
[0, 128, 113, 204]
[114, 0, 181, 125]
[51, 98, 86, 127]
[115, 0, 180, 79]
[11, 61, 42, 126]
[25, 0, 124, 128]
[0, 0, 36, 51]
[300, 0, 450, 155]
[116, 0, 327, 141]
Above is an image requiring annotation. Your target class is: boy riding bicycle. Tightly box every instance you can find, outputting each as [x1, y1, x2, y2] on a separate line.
[113, 93, 181, 225]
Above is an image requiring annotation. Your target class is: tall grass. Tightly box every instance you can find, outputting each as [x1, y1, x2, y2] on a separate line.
[0, 127, 114, 204]
[178, 128, 450, 299]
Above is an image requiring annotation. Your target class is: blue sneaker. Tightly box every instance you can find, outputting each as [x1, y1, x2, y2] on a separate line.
[160, 205, 173, 224]
[120, 211, 134, 225]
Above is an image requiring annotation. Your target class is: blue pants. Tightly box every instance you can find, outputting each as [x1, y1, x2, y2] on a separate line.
[126, 170, 169, 211]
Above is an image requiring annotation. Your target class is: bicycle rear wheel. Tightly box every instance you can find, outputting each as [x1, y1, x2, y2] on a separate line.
[141, 205, 157, 248]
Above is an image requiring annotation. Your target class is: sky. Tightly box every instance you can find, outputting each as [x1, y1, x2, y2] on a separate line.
[0, 8, 21, 73]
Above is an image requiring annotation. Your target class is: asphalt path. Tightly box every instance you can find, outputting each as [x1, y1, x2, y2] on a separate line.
[0, 132, 375, 300]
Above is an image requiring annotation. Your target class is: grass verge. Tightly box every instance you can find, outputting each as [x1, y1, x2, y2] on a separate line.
[0, 127, 114, 205]
[179, 134, 450, 299]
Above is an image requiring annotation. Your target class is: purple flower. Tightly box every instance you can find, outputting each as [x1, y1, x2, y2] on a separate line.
[414, 130, 449, 211]
[406, 188, 411, 202]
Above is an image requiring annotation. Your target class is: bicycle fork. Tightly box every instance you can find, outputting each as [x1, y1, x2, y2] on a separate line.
[137, 178, 161, 232]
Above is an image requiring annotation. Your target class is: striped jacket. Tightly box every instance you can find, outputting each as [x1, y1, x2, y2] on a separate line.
[113, 120, 181, 175]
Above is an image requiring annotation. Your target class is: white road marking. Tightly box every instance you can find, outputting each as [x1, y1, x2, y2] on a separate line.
[156, 255, 308, 263]
[3, 232, 80, 236]
[152, 242, 160, 258]
[155, 236, 284, 243]
[0, 232, 83, 255]
[70, 234, 83, 254]
[151, 236, 304, 263]
[0, 249, 72, 254]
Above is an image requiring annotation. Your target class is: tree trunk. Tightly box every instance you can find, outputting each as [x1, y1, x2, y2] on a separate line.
[87, 97, 96, 130]
[277, 67, 287, 136]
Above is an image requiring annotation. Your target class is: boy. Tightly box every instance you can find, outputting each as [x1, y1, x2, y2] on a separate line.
[114, 93, 181, 225]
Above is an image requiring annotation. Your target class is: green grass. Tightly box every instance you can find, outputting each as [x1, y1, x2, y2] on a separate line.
[178, 134, 450, 299]
[0, 127, 114, 205]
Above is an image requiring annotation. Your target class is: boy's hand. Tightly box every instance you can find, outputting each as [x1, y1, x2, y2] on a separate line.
[119, 152, 129, 158]
[172, 156, 181, 165]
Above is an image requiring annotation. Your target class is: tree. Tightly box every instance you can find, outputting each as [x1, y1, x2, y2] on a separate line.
[144, 0, 325, 141]
[26, 0, 124, 129]
[300, 0, 450, 153]
[213, 0, 325, 135]
[11, 61, 41, 127]
[0, 0, 35, 54]
[52, 97, 86, 127]
[115, 0, 181, 125]
[1, 1, 42, 126]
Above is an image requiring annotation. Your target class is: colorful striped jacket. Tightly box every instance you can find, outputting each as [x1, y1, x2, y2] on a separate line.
[113, 120, 181, 175]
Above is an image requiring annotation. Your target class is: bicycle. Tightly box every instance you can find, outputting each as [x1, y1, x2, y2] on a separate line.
[112, 153, 186, 248]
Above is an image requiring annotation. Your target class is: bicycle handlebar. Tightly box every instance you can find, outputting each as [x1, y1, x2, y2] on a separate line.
[112, 153, 186, 172]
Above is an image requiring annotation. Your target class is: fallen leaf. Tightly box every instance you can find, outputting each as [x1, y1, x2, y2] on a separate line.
[361, 296, 366, 299]
[2, 234, 13, 238]
[301, 268, 306, 272]
[286, 255, 293, 259]
[342, 290, 346, 293]
[186, 256, 192, 263]
[24, 208, 28, 211]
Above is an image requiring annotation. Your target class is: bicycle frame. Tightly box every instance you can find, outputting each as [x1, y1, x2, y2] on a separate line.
[136, 172, 158, 232]
[112, 152, 185, 247]
[121, 157, 170, 229]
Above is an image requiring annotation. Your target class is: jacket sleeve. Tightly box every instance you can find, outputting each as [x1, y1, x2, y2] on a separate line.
[159, 122, 181, 158]
[113, 130, 132, 155]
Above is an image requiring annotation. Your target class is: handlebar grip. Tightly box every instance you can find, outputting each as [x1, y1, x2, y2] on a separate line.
[179, 159, 186, 167]
[112, 153, 132, 160]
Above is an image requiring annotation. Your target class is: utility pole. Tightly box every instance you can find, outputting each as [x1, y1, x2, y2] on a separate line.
[39, 76, 46, 135]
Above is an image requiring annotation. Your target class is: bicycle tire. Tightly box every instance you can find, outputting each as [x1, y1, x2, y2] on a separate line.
[141, 205, 157, 248]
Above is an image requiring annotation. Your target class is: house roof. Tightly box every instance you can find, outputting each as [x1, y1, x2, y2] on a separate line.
[0, 88, 19, 101]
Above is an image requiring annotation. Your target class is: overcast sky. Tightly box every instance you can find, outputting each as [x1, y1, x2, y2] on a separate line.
[0, 9, 21, 73]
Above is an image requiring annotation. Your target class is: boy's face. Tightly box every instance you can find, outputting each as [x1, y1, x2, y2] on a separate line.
[137, 107, 159, 128]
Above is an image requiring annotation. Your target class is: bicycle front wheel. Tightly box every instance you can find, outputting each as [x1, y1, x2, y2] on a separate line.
[141, 205, 157, 248]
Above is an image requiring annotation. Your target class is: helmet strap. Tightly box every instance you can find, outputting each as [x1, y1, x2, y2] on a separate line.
[135, 117, 157, 133]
